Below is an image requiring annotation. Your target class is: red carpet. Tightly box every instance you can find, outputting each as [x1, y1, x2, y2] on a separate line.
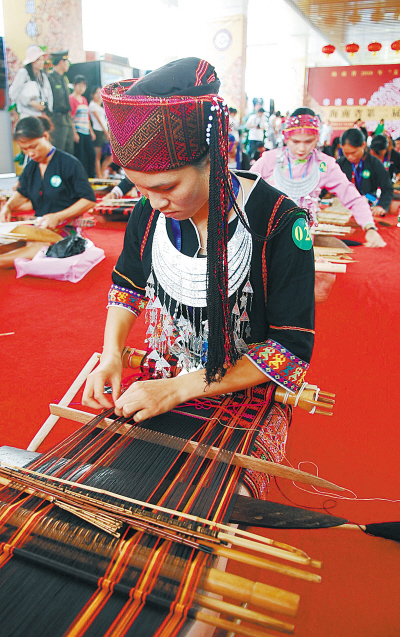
[1, 219, 400, 636]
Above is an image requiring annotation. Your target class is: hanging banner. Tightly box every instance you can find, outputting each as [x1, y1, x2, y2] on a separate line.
[306, 63, 400, 139]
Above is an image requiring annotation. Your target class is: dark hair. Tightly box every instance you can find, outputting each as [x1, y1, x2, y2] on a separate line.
[275, 111, 281, 117]
[73, 75, 87, 85]
[91, 85, 102, 98]
[228, 107, 237, 114]
[395, 137, 400, 142]
[340, 128, 366, 147]
[370, 134, 388, 154]
[290, 107, 315, 117]
[14, 116, 52, 140]
[257, 107, 265, 113]
[25, 62, 45, 84]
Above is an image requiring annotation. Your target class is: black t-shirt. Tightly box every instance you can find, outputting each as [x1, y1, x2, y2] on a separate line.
[17, 149, 96, 217]
[336, 152, 393, 212]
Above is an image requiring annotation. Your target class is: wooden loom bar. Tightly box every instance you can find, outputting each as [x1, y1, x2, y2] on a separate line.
[0, 464, 321, 568]
[49, 404, 343, 492]
[27, 353, 101, 452]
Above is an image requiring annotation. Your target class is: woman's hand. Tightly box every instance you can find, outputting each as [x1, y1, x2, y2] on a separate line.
[114, 376, 183, 422]
[101, 191, 117, 202]
[38, 212, 62, 230]
[90, 130, 96, 142]
[30, 100, 46, 112]
[0, 205, 11, 222]
[371, 205, 387, 217]
[82, 353, 123, 410]
[364, 228, 386, 247]
[73, 131, 80, 144]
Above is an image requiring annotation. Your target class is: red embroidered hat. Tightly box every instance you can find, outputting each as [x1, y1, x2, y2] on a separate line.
[283, 113, 320, 140]
[102, 58, 222, 171]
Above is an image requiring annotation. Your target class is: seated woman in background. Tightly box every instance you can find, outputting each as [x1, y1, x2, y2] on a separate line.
[252, 108, 385, 247]
[370, 134, 400, 182]
[0, 117, 96, 268]
[337, 129, 393, 217]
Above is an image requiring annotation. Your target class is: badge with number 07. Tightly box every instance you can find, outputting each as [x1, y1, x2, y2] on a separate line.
[292, 218, 312, 250]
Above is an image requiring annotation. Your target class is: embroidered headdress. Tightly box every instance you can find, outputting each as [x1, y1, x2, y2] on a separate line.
[283, 112, 320, 140]
[102, 58, 221, 171]
[102, 57, 241, 383]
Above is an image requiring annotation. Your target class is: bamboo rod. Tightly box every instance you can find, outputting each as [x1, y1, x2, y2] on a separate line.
[195, 598, 294, 634]
[212, 545, 321, 583]
[0, 463, 321, 568]
[49, 404, 343, 493]
[315, 262, 346, 273]
[186, 612, 282, 637]
[27, 353, 101, 451]
[274, 387, 334, 414]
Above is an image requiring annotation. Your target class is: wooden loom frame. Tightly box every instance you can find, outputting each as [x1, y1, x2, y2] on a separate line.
[26, 352, 341, 493]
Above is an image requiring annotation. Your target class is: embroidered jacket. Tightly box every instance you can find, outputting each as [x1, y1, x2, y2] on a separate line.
[109, 172, 315, 392]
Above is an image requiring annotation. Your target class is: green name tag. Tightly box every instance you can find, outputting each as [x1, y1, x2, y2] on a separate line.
[362, 169, 370, 178]
[292, 218, 313, 250]
[50, 175, 62, 188]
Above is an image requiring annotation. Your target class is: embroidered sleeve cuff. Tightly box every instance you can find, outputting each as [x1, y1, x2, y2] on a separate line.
[245, 339, 309, 393]
[107, 284, 148, 317]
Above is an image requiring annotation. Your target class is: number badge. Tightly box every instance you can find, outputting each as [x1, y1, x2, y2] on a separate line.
[292, 218, 313, 250]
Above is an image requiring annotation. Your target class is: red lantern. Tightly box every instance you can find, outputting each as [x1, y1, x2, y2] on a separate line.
[345, 42, 360, 57]
[391, 40, 400, 54]
[368, 41, 382, 55]
[322, 44, 336, 57]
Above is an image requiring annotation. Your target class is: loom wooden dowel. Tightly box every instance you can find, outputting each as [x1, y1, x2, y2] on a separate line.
[204, 568, 299, 616]
[319, 391, 336, 398]
[194, 594, 295, 633]
[217, 532, 320, 567]
[315, 262, 346, 273]
[194, 611, 280, 637]
[27, 353, 101, 452]
[317, 397, 335, 405]
[48, 405, 343, 492]
[315, 410, 333, 416]
[213, 545, 321, 582]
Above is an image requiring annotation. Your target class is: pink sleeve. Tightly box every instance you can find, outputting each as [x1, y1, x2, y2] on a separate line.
[251, 149, 279, 181]
[69, 95, 78, 118]
[321, 155, 374, 228]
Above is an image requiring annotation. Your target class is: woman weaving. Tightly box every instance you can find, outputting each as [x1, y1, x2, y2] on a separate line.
[0, 116, 96, 268]
[83, 57, 315, 500]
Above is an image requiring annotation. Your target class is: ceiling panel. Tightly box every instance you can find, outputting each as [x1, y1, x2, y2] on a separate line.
[287, 0, 400, 64]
